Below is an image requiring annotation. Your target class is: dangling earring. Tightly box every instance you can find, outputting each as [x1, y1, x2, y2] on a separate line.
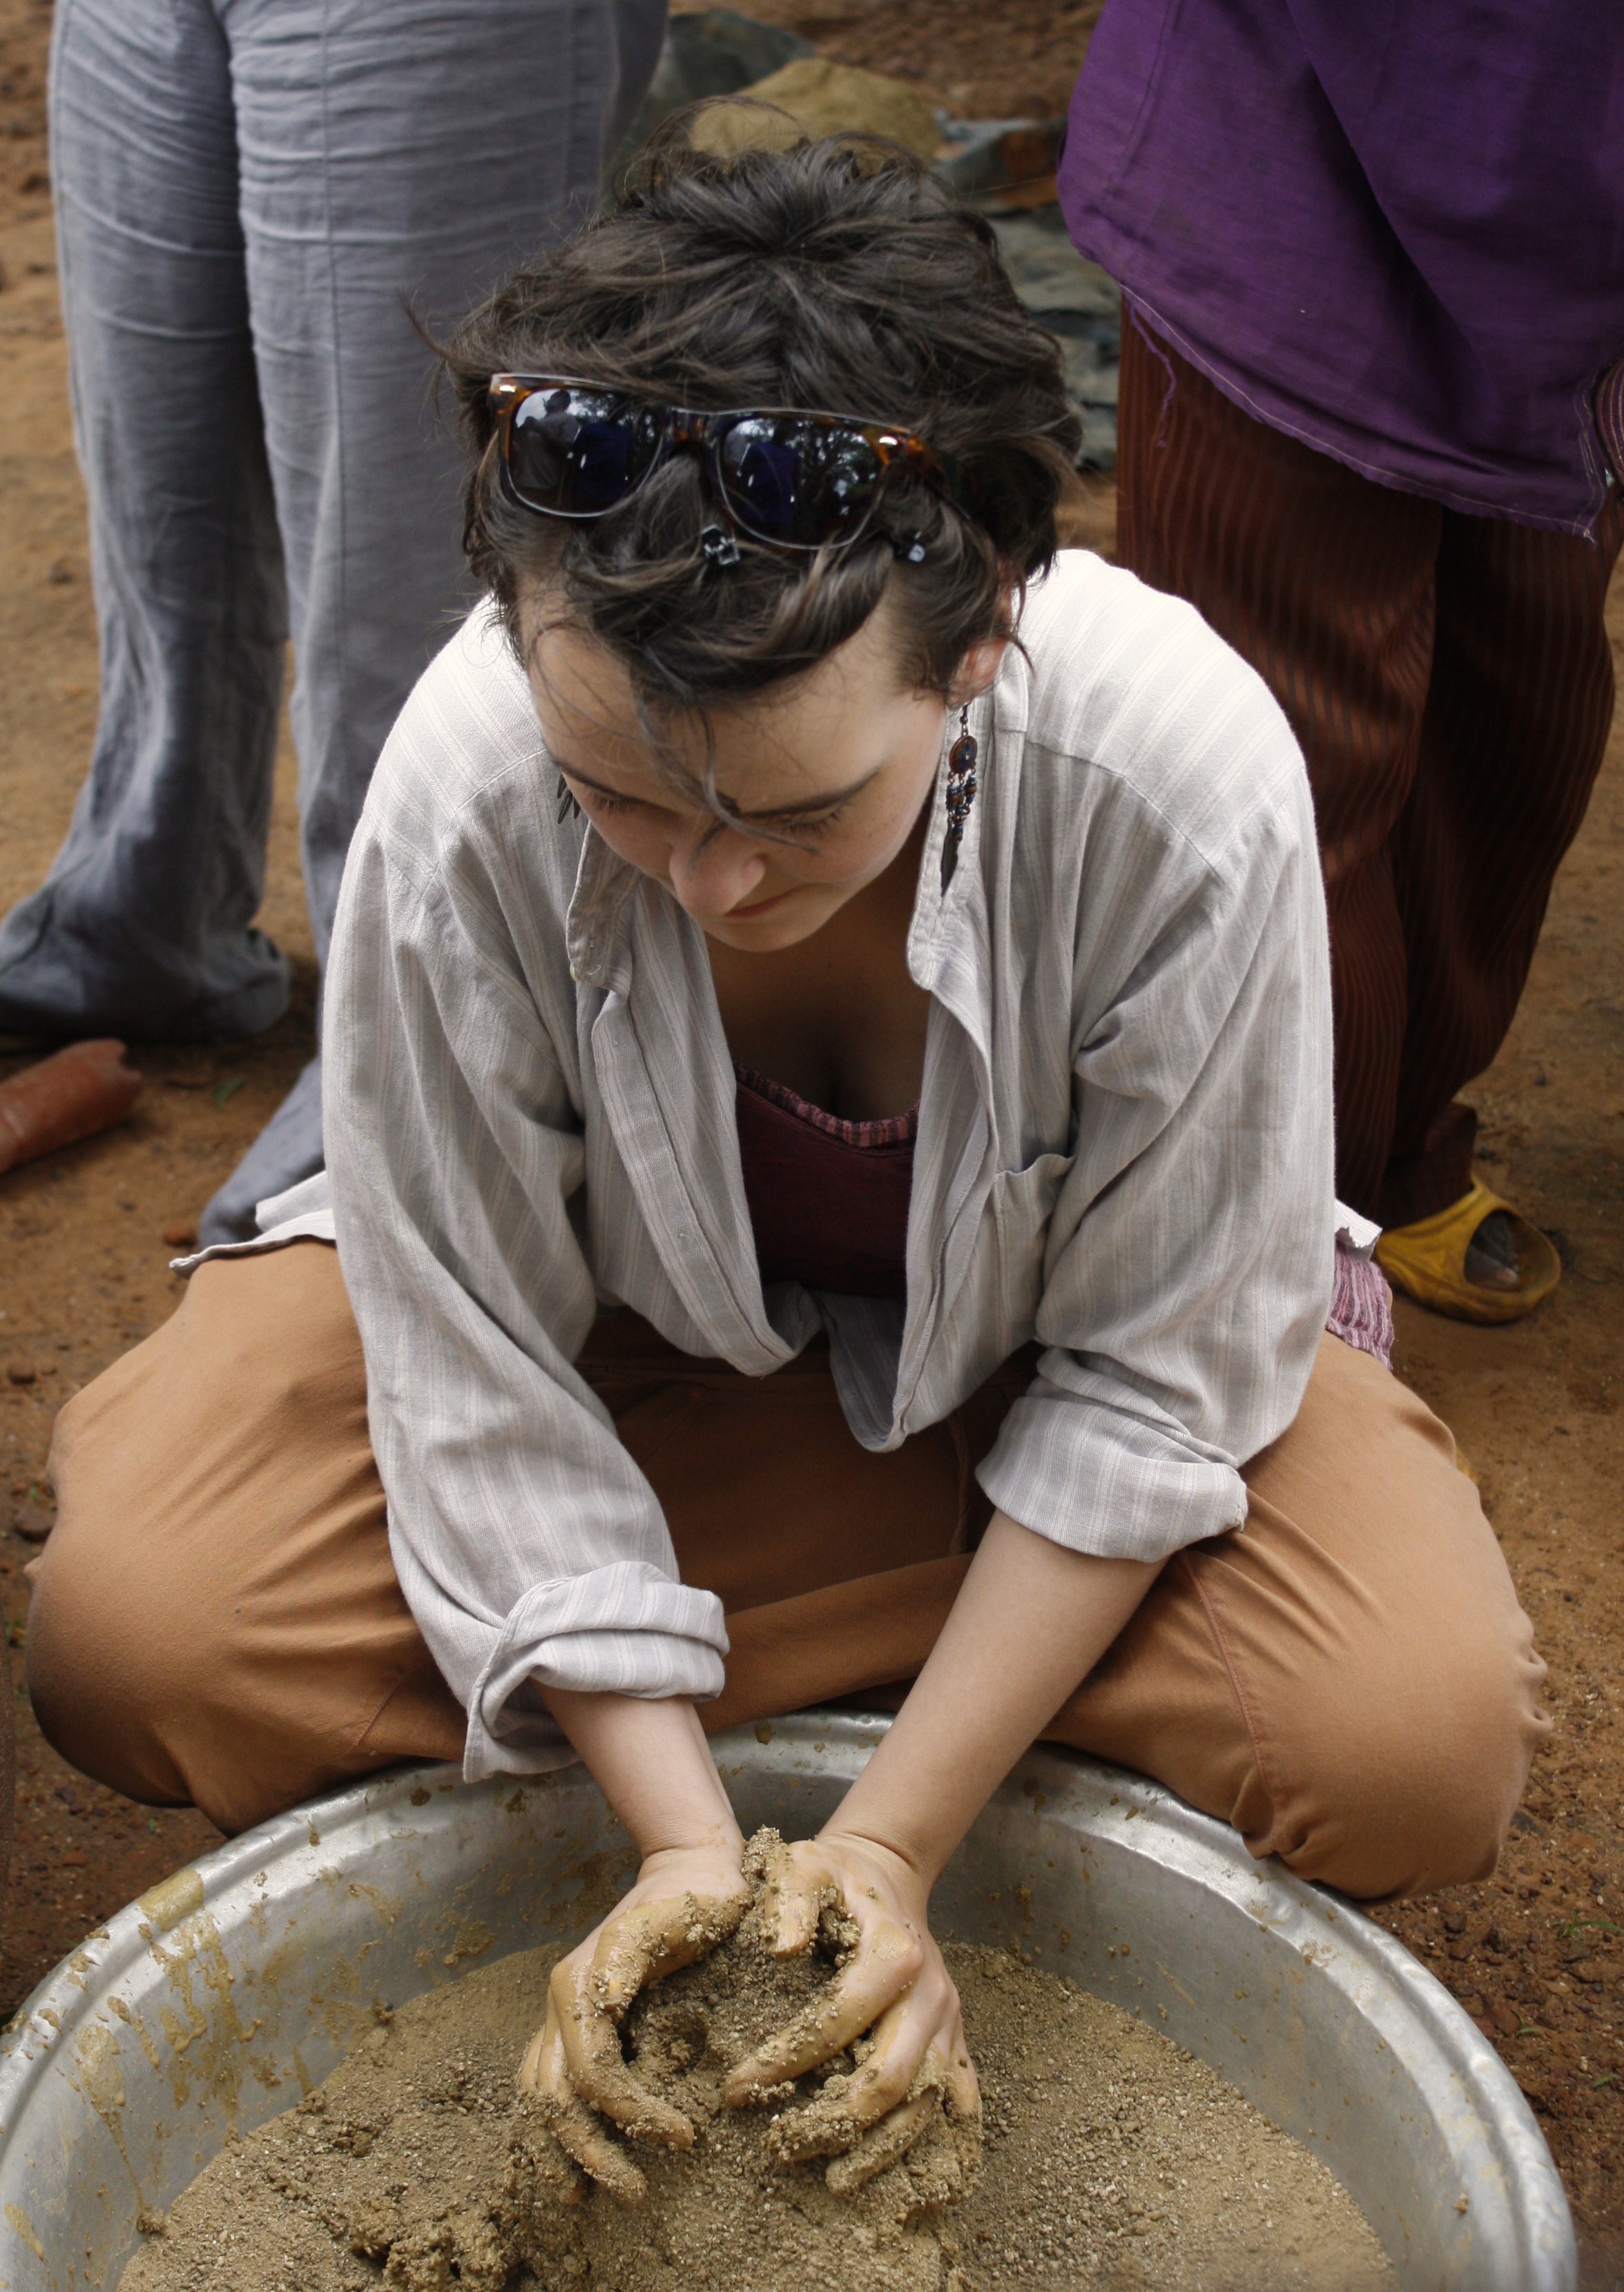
[557, 773, 581, 825]
[940, 704, 978, 892]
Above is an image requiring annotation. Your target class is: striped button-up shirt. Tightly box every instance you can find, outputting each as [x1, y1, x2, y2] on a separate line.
[315, 552, 1335, 1780]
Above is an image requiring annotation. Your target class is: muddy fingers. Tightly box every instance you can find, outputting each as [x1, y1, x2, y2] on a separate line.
[549, 1957, 697, 2150]
[523, 2015, 648, 2204]
[824, 2084, 942, 2194]
[762, 2070, 863, 2164]
[590, 1888, 750, 2017]
[744, 1828, 835, 1958]
[765, 2039, 952, 2172]
[514, 1840, 751, 2204]
[722, 1919, 923, 2101]
[945, 2041, 980, 2130]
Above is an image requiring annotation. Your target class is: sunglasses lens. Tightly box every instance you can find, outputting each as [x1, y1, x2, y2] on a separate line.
[507, 388, 661, 515]
[716, 418, 884, 546]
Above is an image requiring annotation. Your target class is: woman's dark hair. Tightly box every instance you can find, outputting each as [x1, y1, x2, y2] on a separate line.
[442, 131, 1081, 709]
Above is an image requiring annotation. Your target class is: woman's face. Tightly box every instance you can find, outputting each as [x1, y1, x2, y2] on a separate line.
[523, 592, 1001, 954]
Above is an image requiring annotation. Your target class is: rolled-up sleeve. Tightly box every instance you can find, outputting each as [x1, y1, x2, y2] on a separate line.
[325, 815, 726, 1782]
[977, 705, 1335, 1563]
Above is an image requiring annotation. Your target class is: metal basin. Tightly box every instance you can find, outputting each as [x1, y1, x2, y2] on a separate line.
[0, 1713, 1573, 2290]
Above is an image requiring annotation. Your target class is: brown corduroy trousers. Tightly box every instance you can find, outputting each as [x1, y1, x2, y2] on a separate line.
[1116, 316, 1624, 1226]
[28, 1242, 1549, 1900]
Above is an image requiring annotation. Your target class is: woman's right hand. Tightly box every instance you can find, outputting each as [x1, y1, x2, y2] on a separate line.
[519, 1833, 751, 2202]
[519, 1690, 753, 2200]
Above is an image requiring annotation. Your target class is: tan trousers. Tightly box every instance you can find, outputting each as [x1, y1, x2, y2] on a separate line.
[28, 1242, 1549, 1898]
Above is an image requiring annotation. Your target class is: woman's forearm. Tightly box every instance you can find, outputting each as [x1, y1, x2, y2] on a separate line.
[541, 1512, 1156, 1880]
[824, 1512, 1161, 1885]
[541, 1686, 742, 1860]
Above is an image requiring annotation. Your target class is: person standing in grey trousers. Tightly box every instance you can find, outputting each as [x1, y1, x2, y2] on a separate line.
[0, 0, 666, 1242]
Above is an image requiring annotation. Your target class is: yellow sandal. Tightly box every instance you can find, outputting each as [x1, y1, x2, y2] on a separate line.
[1373, 1175, 1561, 1325]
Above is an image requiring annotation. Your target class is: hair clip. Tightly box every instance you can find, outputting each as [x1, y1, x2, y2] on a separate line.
[891, 530, 929, 566]
[699, 525, 742, 568]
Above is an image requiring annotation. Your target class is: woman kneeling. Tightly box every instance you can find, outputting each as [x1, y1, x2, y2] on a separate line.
[28, 137, 1548, 2188]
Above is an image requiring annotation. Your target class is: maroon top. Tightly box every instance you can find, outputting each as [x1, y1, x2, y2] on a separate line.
[734, 1066, 916, 1299]
[733, 1064, 1395, 1367]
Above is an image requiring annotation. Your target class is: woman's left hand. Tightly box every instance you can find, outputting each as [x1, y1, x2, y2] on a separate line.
[721, 1829, 978, 2186]
[715, 1521, 1159, 2189]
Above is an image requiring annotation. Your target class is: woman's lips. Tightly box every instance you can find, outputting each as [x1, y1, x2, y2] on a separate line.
[726, 888, 795, 918]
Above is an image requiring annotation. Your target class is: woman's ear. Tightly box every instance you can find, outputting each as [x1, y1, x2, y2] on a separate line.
[949, 577, 1020, 705]
[951, 633, 1009, 706]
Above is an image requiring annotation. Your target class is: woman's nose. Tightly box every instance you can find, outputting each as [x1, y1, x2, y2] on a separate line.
[666, 822, 769, 918]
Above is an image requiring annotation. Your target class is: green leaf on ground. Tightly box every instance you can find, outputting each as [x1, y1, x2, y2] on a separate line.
[212, 1076, 247, 1107]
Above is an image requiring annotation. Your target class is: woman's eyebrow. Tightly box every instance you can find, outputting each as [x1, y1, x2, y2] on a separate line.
[557, 759, 882, 821]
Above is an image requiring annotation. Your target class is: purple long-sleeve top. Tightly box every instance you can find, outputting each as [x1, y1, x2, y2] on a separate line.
[1058, 0, 1624, 535]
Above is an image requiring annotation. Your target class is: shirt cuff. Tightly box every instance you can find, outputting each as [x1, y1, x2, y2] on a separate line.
[1333, 1197, 1381, 1258]
[463, 1561, 729, 1781]
[975, 1375, 1248, 1565]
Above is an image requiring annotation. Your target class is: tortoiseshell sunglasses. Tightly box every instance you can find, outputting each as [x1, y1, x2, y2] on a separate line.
[488, 374, 956, 553]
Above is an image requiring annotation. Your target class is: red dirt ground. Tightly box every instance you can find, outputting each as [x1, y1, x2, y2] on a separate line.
[1, 1, 1619, 2281]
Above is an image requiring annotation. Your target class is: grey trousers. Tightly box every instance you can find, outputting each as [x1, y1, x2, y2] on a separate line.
[0, 0, 664, 1229]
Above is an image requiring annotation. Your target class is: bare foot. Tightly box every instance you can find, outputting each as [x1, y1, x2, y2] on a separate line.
[1463, 1208, 1520, 1291]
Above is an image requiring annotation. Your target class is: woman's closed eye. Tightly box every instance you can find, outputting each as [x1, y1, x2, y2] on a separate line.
[576, 783, 641, 820]
[763, 800, 851, 841]
[570, 776, 852, 844]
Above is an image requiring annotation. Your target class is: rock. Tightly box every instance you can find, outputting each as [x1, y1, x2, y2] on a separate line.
[688, 57, 940, 165]
[5, 1364, 35, 1386]
[161, 1220, 198, 1249]
[990, 215, 1121, 321]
